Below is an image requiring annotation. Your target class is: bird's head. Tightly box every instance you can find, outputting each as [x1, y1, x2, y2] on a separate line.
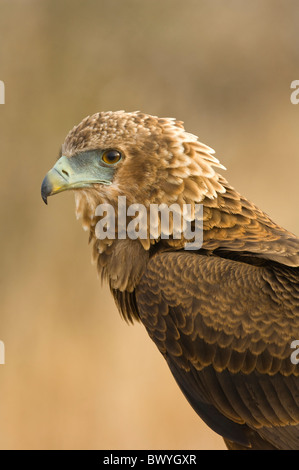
[42, 109, 225, 226]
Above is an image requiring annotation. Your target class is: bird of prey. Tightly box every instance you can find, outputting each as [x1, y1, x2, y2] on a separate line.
[41, 111, 299, 450]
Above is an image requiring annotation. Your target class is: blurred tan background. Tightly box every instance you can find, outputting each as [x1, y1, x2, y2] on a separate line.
[0, 0, 299, 450]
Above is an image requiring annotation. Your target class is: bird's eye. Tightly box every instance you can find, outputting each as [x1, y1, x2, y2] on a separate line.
[102, 149, 122, 165]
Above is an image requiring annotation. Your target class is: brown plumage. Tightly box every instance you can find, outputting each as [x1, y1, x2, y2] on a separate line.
[41, 111, 299, 450]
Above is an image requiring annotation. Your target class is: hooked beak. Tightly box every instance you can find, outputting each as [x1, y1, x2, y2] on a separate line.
[41, 158, 71, 204]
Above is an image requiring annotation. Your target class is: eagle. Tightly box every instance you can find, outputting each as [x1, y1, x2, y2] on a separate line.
[41, 111, 299, 450]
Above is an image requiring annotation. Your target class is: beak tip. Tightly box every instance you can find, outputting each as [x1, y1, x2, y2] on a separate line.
[41, 175, 51, 205]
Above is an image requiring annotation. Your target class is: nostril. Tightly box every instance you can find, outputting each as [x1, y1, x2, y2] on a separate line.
[62, 169, 69, 177]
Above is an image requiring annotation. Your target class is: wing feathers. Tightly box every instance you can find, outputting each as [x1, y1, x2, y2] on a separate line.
[135, 251, 299, 448]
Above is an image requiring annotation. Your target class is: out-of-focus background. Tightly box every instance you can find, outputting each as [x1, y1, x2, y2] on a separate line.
[0, 0, 299, 450]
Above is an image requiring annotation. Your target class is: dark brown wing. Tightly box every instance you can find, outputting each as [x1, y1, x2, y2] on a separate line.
[135, 252, 299, 449]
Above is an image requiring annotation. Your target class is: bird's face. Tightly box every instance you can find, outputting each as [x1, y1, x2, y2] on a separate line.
[42, 111, 170, 208]
[41, 148, 123, 204]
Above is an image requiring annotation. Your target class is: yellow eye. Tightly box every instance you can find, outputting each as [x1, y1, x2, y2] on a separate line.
[102, 149, 122, 165]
